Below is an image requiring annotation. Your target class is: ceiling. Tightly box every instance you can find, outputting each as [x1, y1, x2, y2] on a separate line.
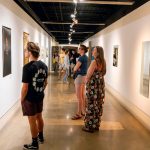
[14, 0, 149, 44]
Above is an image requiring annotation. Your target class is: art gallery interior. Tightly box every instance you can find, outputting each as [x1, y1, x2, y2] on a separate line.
[0, 0, 150, 149]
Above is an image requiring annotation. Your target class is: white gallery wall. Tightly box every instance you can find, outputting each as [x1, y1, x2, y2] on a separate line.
[0, 0, 54, 118]
[84, 2, 150, 129]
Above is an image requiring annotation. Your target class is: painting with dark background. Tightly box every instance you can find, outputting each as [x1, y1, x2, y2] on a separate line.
[2, 26, 11, 77]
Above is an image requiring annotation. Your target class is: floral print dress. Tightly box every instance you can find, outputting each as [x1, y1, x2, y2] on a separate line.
[84, 69, 105, 130]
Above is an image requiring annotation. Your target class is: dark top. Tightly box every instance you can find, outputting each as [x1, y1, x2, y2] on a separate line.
[70, 52, 80, 65]
[22, 60, 48, 103]
[76, 54, 88, 76]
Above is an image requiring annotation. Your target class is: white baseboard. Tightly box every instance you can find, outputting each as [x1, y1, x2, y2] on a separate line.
[106, 83, 150, 131]
[0, 100, 20, 131]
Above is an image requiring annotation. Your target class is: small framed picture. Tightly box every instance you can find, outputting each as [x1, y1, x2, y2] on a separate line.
[113, 45, 118, 67]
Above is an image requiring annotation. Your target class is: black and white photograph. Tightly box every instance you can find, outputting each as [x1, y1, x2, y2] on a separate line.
[113, 46, 118, 67]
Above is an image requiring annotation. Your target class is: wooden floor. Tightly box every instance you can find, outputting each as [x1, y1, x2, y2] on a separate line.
[0, 75, 150, 150]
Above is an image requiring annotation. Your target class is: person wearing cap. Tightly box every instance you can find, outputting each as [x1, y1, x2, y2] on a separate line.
[21, 42, 48, 150]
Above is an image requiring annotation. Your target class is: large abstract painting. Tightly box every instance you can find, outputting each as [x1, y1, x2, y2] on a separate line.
[2, 26, 11, 77]
[23, 32, 29, 65]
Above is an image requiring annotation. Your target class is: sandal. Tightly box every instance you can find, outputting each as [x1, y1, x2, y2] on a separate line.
[71, 114, 82, 120]
[82, 126, 94, 133]
[81, 112, 85, 116]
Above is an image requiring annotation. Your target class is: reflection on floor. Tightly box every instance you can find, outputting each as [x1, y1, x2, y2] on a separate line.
[0, 75, 150, 150]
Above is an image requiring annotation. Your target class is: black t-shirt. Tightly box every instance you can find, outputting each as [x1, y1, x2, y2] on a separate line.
[22, 60, 48, 102]
[71, 52, 80, 65]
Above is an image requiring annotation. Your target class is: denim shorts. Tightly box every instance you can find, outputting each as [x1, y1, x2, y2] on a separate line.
[74, 75, 86, 85]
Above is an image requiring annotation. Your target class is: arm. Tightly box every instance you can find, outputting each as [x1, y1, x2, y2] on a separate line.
[44, 78, 48, 90]
[73, 61, 82, 72]
[21, 83, 28, 103]
[86, 60, 97, 82]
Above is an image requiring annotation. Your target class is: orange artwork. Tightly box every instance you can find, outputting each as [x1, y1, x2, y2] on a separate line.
[23, 32, 29, 65]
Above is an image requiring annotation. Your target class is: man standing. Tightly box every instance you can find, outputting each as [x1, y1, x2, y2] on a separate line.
[21, 42, 48, 150]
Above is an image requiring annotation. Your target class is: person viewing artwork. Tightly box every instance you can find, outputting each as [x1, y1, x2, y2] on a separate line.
[21, 42, 48, 150]
[63, 50, 70, 83]
[71, 45, 88, 120]
[58, 48, 65, 80]
[70, 49, 80, 77]
[82, 46, 106, 133]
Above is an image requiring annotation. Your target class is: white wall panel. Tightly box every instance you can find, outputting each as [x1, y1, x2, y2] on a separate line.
[0, 0, 54, 118]
[83, 2, 150, 124]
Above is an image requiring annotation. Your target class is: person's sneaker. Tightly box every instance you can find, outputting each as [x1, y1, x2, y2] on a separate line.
[38, 135, 44, 144]
[94, 127, 99, 131]
[23, 143, 39, 150]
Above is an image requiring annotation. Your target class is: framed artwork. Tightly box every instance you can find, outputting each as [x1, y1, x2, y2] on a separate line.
[113, 45, 119, 67]
[2, 26, 11, 77]
[23, 32, 29, 65]
[140, 41, 150, 98]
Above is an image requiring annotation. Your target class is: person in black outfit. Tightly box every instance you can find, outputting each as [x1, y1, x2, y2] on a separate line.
[70, 50, 80, 77]
[21, 42, 48, 150]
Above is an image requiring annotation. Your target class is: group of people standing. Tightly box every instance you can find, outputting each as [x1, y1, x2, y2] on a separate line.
[72, 45, 106, 133]
[55, 47, 80, 83]
[21, 42, 106, 150]
[58, 48, 70, 83]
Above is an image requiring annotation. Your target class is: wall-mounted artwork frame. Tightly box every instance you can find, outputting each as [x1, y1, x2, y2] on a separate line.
[23, 32, 29, 65]
[113, 45, 119, 67]
[2, 26, 11, 77]
[140, 41, 150, 98]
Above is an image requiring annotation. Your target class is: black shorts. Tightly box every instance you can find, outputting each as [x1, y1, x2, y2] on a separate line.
[22, 100, 43, 116]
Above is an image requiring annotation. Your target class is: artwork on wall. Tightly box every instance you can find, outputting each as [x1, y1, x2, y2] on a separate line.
[113, 45, 119, 67]
[2, 26, 11, 77]
[140, 41, 150, 98]
[46, 49, 49, 58]
[23, 32, 29, 65]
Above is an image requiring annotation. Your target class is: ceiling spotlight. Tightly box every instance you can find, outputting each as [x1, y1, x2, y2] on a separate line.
[74, 19, 78, 24]
[73, 0, 77, 4]
[74, 9, 77, 15]
[73, 30, 75, 33]
[70, 29, 73, 31]
[71, 14, 75, 18]
[72, 17, 76, 22]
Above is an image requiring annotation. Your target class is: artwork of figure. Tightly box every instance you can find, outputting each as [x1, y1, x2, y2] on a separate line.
[2, 26, 11, 77]
[113, 46, 118, 67]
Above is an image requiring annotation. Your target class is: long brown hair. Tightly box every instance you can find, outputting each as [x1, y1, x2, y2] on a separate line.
[95, 46, 106, 74]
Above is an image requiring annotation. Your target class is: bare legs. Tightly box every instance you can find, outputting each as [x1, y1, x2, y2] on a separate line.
[75, 83, 85, 116]
[28, 113, 44, 138]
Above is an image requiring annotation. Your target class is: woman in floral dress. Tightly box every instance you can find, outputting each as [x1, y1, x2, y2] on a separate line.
[82, 46, 106, 133]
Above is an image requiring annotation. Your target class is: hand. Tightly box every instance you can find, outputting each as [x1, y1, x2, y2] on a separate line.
[85, 76, 89, 84]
